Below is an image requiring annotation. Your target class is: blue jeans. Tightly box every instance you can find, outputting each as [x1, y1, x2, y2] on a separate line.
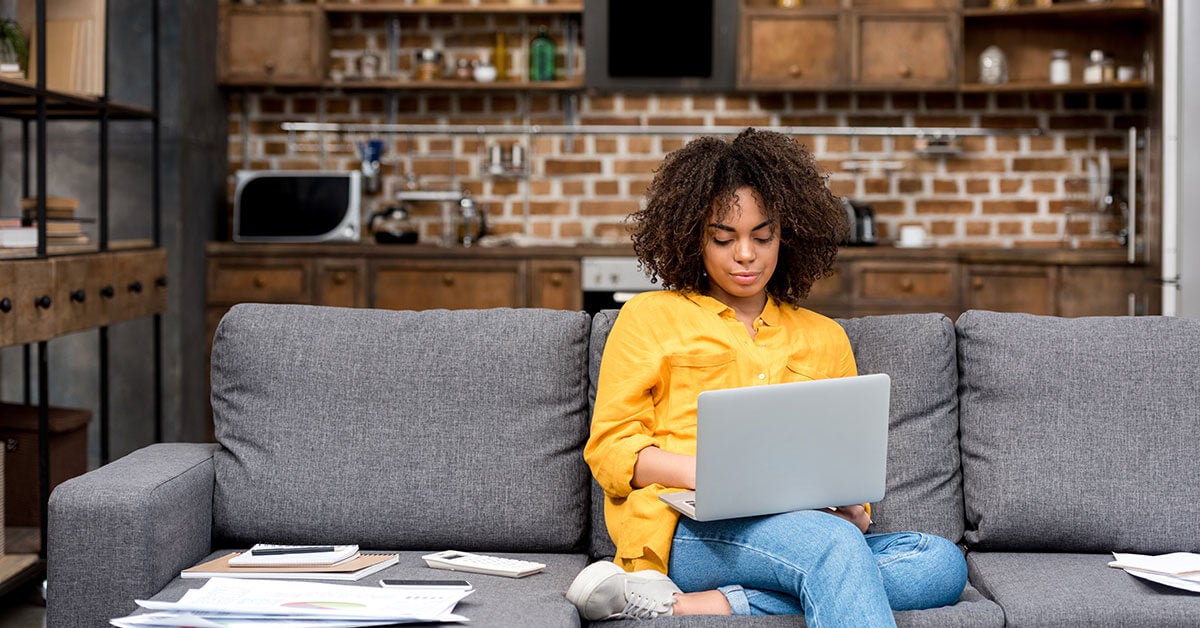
[667, 510, 967, 627]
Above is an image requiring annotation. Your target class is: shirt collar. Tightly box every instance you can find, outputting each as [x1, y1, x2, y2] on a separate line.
[683, 291, 781, 327]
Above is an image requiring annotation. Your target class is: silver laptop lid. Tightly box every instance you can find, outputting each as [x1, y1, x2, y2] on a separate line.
[692, 373, 890, 521]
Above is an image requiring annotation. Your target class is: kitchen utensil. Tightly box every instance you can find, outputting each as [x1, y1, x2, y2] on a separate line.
[357, 139, 385, 195]
[456, 196, 488, 246]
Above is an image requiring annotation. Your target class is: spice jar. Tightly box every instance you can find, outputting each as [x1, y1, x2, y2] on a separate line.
[1083, 49, 1113, 84]
[454, 58, 474, 81]
[415, 49, 442, 82]
[1049, 49, 1071, 85]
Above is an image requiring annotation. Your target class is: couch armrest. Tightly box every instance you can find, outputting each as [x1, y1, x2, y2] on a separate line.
[46, 443, 220, 628]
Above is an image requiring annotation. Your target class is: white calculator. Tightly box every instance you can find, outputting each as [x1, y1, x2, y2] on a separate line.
[422, 550, 546, 578]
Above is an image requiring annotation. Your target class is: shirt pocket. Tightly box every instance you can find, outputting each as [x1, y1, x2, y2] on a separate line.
[666, 350, 736, 394]
[785, 359, 822, 382]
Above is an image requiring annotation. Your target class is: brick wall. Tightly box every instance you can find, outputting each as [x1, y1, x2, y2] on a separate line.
[227, 12, 1148, 249]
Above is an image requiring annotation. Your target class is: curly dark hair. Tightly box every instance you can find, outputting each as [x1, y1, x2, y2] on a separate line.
[630, 128, 847, 306]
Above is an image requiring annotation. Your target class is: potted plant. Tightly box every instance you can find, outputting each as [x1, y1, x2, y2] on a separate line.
[0, 17, 29, 78]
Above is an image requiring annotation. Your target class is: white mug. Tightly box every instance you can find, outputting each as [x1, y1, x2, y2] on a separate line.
[898, 225, 928, 247]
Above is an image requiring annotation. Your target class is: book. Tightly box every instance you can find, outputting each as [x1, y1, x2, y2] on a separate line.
[21, 196, 79, 211]
[229, 544, 359, 567]
[0, 227, 37, 248]
[181, 552, 398, 581]
[1109, 552, 1200, 593]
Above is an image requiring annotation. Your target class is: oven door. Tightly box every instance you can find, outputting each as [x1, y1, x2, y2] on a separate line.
[581, 257, 663, 315]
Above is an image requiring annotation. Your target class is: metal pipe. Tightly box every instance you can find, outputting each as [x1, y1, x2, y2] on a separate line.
[100, 326, 110, 464]
[153, 0, 164, 442]
[37, 340, 48, 557]
[281, 122, 1045, 138]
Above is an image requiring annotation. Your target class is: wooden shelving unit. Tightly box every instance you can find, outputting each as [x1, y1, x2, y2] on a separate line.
[322, 2, 582, 14]
[0, 0, 167, 597]
[959, 79, 1150, 93]
[963, 0, 1153, 19]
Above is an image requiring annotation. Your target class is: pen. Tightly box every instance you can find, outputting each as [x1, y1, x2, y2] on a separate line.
[250, 546, 337, 556]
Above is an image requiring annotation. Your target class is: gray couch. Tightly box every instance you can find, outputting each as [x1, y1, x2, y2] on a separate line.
[46, 304, 1200, 627]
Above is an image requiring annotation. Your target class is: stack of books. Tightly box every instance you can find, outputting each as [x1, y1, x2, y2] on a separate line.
[20, 196, 89, 246]
[0, 218, 36, 249]
[182, 544, 399, 581]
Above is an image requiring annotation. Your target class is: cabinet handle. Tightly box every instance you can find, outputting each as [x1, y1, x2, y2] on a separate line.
[35, 295, 51, 309]
[129, 281, 143, 294]
[972, 277, 984, 290]
[899, 65, 913, 79]
[100, 285, 115, 299]
[253, 277, 266, 289]
[332, 272, 348, 286]
[156, 276, 168, 288]
[549, 273, 563, 287]
[900, 278, 914, 292]
[0, 297, 11, 313]
[442, 273, 456, 287]
[70, 289, 86, 303]
[264, 62, 275, 75]
[788, 64, 803, 78]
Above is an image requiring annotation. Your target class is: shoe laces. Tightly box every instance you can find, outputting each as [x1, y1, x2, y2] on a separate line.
[618, 591, 672, 620]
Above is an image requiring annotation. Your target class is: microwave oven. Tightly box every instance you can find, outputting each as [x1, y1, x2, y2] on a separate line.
[233, 170, 361, 243]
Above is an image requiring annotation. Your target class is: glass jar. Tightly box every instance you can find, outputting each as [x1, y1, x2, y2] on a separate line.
[1049, 49, 1071, 85]
[1083, 49, 1112, 84]
[454, 58, 473, 81]
[415, 49, 442, 82]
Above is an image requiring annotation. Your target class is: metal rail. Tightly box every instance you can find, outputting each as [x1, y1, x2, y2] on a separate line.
[281, 122, 1046, 137]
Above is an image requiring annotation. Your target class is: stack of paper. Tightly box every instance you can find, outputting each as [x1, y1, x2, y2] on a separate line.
[1109, 552, 1200, 593]
[110, 578, 469, 627]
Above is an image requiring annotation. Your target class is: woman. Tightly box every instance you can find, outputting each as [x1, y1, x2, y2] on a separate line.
[566, 129, 967, 626]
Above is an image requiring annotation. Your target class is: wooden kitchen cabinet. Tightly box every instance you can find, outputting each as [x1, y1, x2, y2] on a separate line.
[852, 12, 958, 89]
[857, 261, 959, 313]
[528, 259, 582, 311]
[738, 9, 844, 90]
[316, 259, 367, 309]
[963, 264, 1056, 316]
[371, 259, 524, 311]
[218, 4, 326, 85]
[1057, 266, 1152, 318]
[208, 257, 313, 306]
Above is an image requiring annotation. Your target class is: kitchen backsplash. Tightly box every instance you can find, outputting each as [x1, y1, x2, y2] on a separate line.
[226, 13, 1148, 249]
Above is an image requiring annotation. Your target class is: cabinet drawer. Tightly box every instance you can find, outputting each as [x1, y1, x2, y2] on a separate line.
[963, 265, 1055, 316]
[315, 260, 366, 308]
[806, 264, 848, 303]
[209, 258, 311, 305]
[528, 260, 581, 311]
[858, 263, 956, 302]
[740, 12, 843, 89]
[853, 13, 957, 88]
[112, 249, 168, 322]
[372, 261, 523, 311]
[53, 255, 114, 334]
[0, 263, 15, 346]
[7, 259, 56, 345]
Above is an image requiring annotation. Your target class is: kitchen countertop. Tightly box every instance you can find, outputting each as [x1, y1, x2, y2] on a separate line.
[207, 241, 1142, 266]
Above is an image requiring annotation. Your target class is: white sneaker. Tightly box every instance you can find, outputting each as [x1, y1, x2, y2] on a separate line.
[565, 561, 681, 620]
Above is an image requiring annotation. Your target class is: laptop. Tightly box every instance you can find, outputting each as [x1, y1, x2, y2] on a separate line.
[659, 373, 890, 521]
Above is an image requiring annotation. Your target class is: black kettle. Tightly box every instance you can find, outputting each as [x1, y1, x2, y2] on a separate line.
[369, 204, 419, 244]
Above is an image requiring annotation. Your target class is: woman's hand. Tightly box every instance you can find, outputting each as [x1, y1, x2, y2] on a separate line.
[632, 446, 697, 490]
[824, 504, 871, 534]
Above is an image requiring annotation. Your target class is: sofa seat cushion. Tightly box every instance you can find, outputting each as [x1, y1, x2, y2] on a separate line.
[210, 304, 593, 552]
[957, 311, 1200, 553]
[591, 584, 1003, 627]
[135, 550, 589, 628]
[969, 552, 1200, 628]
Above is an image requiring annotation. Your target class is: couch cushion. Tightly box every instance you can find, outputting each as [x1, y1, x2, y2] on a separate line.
[588, 309, 620, 560]
[211, 304, 592, 552]
[592, 585, 1003, 627]
[969, 552, 1200, 628]
[587, 311, 964, 559]
[957, 311, 1200, 553]
[138, 550, 588, 628]
[838, 314, 964, 544]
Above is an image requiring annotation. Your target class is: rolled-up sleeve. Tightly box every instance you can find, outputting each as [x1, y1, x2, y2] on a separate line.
[585, 301, 664, 499]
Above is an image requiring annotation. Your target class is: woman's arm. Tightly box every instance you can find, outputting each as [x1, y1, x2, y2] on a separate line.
[632, 446, 696, 490]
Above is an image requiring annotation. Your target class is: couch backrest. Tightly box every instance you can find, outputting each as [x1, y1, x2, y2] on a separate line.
[587, 310, 965, 559]
[957, 310, 1200, 553]
[210, 304, 593, 552]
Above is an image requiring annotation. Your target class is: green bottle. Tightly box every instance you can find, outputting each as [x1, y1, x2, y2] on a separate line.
[529, 26, 556, 82]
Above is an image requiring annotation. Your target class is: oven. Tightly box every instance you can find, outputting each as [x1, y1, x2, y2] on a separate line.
[581, 256, 664, 315]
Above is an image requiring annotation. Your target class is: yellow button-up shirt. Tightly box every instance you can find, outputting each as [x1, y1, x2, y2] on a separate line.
[585, 290, 859, 574]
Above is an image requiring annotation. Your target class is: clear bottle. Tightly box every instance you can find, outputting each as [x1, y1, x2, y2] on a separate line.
[1083, 49, 1107, 84]
[529, 26, 556, 82]
[1049, 49, 1071, 85]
